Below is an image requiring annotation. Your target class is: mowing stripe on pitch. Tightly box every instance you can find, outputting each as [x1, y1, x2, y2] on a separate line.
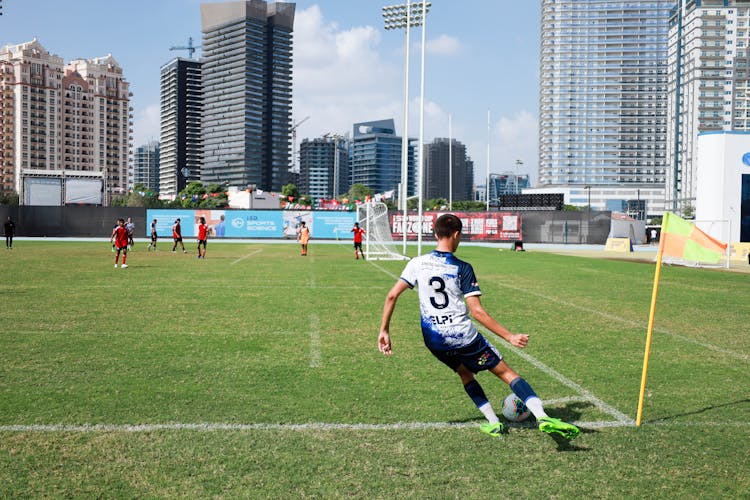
[496, 282, 748, 362]
[309, 313, 322, 368]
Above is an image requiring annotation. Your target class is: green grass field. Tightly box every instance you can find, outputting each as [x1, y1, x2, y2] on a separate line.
[0, 240, 748, 498]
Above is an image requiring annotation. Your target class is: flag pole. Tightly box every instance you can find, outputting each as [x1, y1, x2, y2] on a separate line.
[636, 212, 670, 426]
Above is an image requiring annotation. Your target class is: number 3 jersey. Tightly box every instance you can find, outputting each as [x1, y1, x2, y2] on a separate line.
[400, 250, 482, 351]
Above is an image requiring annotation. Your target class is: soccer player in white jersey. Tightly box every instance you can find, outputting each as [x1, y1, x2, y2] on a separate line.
[378, 213, 580, 439]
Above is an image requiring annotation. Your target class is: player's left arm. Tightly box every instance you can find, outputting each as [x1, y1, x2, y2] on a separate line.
[466, 295, 528, 349]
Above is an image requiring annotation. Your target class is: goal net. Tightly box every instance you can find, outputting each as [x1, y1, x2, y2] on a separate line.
[356, 202, 409, 260]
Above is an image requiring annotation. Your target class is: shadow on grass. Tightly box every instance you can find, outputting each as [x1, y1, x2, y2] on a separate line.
[645, 398, 750, 424]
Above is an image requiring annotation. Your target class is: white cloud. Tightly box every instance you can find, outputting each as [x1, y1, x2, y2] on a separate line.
[293, 5, 402, 138]
[133, 103, 160, 146]
[425, 34, 461, 56]
[492, 110, 538, 182]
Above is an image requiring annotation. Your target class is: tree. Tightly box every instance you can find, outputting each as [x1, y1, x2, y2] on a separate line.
[347, 183, 372, 202]
[282, 183, 300, 201]
[178, 181, 207, 208]
[452, 200, 486, 211]
[563, 204, 583, 212]
[199, 183, 228, 208]
[681, 202, 695, 219]
[0, 192, 19, 206]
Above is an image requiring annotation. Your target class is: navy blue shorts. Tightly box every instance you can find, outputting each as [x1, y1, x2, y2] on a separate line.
[428, 334, 502, 373]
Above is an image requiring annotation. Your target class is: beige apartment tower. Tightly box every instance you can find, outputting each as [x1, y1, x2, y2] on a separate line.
[0, 38, 132, 204]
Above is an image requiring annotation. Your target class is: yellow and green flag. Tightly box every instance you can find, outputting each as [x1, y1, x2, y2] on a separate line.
[660, 211, 727, 264]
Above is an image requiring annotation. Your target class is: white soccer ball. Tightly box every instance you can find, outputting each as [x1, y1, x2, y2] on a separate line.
[501, 393, 531, 422]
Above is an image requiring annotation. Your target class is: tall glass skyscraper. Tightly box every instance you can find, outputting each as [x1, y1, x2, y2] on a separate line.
[350, 119, 416, 196]
[423, 138, 473, 201]
[299, 137, 350, 200]
[539, 1, 672, 194]
[134, 141, 160, 192]
[200, 0, 294, 192]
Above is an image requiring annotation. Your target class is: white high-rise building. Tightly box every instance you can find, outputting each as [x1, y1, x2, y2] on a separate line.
[666, 0, 750, 214]
[538, 1, 673, 215]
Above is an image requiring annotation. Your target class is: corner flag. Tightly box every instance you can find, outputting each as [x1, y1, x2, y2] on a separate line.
[636, 212, 728, 426]
[660, 212, 728, 265]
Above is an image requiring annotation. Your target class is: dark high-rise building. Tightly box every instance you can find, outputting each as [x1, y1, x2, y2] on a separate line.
[350, 119, 416, 196]
[159, 58, 202, 197]
[200, 0, 295, 192]
[299, 137, 349, 200]
[134, 141, 160, 192]
[423, 138, 473, 201]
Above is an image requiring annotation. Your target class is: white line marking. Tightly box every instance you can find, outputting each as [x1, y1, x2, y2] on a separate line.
[1, 420, 745, 433]
[231, 248, 262, 265]
[367, 260, 400, 280]
[309, 313, 321, 368]
[482, 326, 635, 425]
[496, 283, 749, 361]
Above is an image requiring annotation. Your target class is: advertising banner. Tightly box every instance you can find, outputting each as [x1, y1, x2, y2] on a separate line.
[225, 210, 285, 238]
[147, 209, 519, 241]
[389, 211, 522, 241]
[146, 209, 196, 237]
[312, 212, 357, 239]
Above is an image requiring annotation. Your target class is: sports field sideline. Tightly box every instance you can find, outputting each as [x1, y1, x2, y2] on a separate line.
[0, 238, 747, 497]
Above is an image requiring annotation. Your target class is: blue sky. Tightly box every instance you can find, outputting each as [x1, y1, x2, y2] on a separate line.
[0, 0, 541, 184]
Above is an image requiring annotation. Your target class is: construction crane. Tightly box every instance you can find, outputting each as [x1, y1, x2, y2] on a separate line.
[170, 37, 200, 59]
[290, 115, 311, 173]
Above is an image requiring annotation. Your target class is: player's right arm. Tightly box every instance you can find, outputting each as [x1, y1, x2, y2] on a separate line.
[378, 279, 411, 356]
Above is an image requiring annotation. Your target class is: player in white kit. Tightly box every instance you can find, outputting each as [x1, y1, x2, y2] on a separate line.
[378, 214, 579, 439]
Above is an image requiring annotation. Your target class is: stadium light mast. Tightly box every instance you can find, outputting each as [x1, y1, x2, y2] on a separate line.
[486, 110, 491, 211]
[382, 1, 431, 256]
[448, 113, 453, 211]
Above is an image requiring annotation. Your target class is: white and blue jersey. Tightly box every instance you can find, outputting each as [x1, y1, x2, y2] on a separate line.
[400, 250, 482, 351]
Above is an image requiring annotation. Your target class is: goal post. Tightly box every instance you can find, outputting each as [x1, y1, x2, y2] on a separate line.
[356, 202, 409, 260]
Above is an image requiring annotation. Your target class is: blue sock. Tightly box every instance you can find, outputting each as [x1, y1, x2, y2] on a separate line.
[509, 377, 538, 403]
[464, 380, 489, 408]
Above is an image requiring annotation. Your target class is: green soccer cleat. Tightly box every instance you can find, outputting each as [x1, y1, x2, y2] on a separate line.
[538, 417, 580, 440]
[479, 422, 504, 438]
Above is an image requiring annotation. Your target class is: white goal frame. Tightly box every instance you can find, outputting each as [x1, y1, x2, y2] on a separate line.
[356, 202, 409, 261]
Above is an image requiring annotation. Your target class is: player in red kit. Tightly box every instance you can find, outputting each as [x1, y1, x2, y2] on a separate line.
[110, 218, 129, 268]
[172, 218, 186, 253]
[351, 222, 366, 260]
[197, 216, 208, 259]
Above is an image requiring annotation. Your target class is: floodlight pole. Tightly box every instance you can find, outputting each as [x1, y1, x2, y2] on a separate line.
[486, 110, 491, 211]
[416, 0, 427, 256]
[401, 6, 410, 255]
[448, 113, 453, 211]
[382, 2, 430, 256]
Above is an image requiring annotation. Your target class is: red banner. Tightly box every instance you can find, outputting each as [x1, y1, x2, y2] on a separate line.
[389, 211, 522, 241]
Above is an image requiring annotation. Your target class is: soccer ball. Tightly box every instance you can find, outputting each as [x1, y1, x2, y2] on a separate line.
[501, 393, 531, 422]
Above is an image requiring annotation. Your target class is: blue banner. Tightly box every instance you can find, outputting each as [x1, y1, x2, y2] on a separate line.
[312, 212, 357, 239]
[145, 209, 357, 239]
[146, 209, 196, 237]
[225, 210, 284, 238]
